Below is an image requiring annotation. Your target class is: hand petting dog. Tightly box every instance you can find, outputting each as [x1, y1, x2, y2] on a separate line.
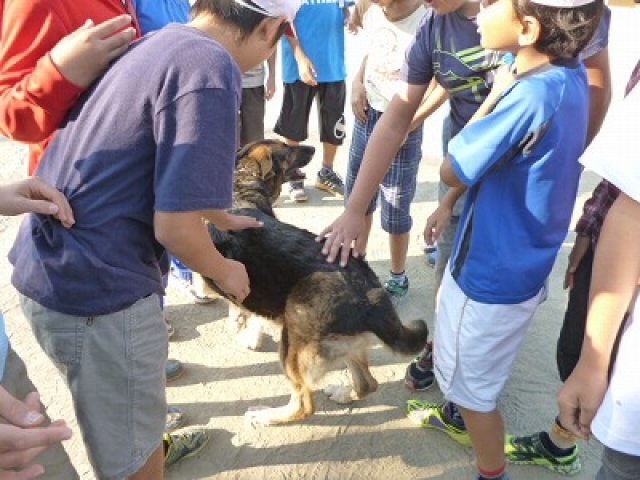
[202, 209, 263, 231]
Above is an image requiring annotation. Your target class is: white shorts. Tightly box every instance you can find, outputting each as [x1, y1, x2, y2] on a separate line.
[433, 269, 545, 412]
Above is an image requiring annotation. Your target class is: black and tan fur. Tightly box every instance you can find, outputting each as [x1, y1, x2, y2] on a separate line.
[203, 139, 428, 425]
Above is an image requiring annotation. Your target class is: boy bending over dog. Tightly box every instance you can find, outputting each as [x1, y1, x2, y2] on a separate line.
[8, 0, 300, 478]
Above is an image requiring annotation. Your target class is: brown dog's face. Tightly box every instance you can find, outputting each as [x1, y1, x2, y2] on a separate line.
[235, 140, 315, 203]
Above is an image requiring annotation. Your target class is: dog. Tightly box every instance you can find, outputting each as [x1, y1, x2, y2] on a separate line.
[203, 139, 429, 425]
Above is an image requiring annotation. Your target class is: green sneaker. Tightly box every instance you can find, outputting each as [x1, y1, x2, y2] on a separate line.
[505, 432, 582, 475]
[384, 276, 409, 303]
[164, 428, 209, 467]
[406, 400, 471, 447]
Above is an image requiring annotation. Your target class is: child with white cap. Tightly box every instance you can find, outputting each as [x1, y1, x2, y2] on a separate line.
[8, 0, 300, 477]
[319, 0, 603, 477]
[409, 0, 604, 478]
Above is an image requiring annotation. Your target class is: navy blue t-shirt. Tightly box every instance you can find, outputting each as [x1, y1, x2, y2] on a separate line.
[10, 24, 240, 316]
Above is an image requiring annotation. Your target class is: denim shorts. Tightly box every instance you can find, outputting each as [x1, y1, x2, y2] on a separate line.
[20, 294, 168, 480]
[346, 107, 423, 235]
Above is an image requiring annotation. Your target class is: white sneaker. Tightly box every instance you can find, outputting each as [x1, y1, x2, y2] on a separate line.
[288, 180, 307, 202]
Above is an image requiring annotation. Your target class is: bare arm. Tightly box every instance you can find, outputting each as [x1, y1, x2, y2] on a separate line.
[155, 210, 262, 302]
[285, 36, 317, 86]
[265, 51, 277, 100]
[583, 48, 612, 148]
[558, 193, 640, 438]
[318, 81, 428, 265]
[0, 3, 135, 143]
[408, 78, 448, 131]
[351, 54, 369, 123]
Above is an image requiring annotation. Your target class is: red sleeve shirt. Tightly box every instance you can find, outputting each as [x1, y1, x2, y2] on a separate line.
[0, 0, 141, 174]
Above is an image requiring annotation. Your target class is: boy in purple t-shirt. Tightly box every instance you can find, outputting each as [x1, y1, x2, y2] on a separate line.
[8, 0, 300, 478]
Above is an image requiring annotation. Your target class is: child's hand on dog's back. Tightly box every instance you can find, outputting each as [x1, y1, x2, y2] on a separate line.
[204, 209, 263, 232]
[212, 258, 251, 303]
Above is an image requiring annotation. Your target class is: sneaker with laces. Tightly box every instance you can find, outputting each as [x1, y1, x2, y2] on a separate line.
[165, 405, 185, 433]
[384, 276, 409, 303]
[406, 400, 472, 447]
[164, 428, 209, 467]
[404, 343, 435, 391]
[315, 168, 344, 197]
[505, 432, 582, 475]
[288, 180, 308, 202]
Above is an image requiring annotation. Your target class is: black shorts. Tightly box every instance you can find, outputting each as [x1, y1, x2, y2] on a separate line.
[274, 80, 346, 145]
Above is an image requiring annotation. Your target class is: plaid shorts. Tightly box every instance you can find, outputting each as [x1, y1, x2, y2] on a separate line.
[346, 107, 423, 235]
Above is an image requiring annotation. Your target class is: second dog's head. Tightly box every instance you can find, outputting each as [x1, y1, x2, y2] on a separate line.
[235, 139, 315, 204]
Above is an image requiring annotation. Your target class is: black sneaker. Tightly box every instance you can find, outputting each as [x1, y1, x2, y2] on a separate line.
[404, 342, 435, 391]
[505, 432, 582, 475]
[315, 168, 344, 197]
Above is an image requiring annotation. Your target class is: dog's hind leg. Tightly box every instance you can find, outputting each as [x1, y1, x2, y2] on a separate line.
[325, 349, 378, 404]
[245, 327, 314, 425]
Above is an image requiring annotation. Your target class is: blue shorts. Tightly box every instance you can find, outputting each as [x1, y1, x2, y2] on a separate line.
[346, 108, 423, 235]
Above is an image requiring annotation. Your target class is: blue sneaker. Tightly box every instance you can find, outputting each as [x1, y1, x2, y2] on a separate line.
[427, 249, 437, 267]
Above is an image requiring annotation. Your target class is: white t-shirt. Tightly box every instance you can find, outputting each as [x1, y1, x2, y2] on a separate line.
[362, 4, 426, 112]
[582, 68, 640, 456]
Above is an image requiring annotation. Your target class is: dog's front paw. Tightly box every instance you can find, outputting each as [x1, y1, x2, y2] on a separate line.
[324, 384, 355, 404]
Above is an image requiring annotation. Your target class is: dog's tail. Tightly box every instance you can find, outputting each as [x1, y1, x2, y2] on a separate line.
[366, 290, 429, 355]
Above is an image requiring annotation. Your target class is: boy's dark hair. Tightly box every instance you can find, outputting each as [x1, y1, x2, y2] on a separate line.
[192, 0, 288, 45]
[512, 0, 603, 58]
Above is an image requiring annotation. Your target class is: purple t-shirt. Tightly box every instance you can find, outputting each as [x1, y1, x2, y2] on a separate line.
[401, 10, 502, 139]
[401, 7, 610, 139]
[10, 24, 240, 316]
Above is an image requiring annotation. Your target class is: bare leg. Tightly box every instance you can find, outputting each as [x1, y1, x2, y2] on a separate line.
[322, 142, 338, 170]
[389, 232, 410, 275]
[127, 445, 163, 480]
[457, 405, 506, 473]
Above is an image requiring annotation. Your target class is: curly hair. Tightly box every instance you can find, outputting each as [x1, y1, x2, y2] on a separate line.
[512, 0, 603, 58]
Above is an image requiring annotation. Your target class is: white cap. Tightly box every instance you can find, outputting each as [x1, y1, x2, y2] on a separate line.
[529, 0, 595, 7]
[233, 0, 301, 35]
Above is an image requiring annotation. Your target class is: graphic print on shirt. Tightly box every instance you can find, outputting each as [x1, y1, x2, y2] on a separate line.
[432, 25, 502, 102]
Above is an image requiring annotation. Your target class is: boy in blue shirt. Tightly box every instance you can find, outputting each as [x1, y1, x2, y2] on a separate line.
[320, 0, 603, 477]
[275, 0, 350, 202]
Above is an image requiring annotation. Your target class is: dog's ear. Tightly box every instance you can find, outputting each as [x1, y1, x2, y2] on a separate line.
[249, 145, 273, 179]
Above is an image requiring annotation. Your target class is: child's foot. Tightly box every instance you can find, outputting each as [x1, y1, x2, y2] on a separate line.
[384, 275, 409, 304]
[404, 343, 434, 391]
[406, 400, 471, 447]
[505, 432, 582, 475]
[315, 168, 344, 197]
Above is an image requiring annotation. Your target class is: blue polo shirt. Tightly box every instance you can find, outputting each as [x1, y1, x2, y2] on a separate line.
[9, 24, 239, 316]
[448, 60, 589, 304]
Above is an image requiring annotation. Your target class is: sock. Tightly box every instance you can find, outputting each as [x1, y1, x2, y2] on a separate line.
[320, 166, 333, 175]
[389, 270, 407, 283]
[477, 464, 508, 480]
[540, 430, 575, 457]
[478, 465, 509, 480]
[443, 401, 466, 430]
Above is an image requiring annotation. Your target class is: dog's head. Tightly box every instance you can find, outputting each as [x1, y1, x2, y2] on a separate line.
[235, 139, 315, 204]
